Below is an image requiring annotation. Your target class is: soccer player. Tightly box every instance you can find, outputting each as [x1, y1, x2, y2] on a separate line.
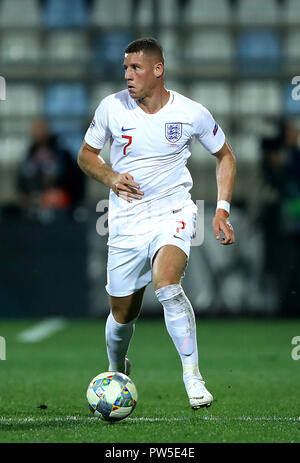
[78, 38, 236, 409]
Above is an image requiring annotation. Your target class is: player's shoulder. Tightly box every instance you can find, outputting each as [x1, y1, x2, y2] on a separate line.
[171, 90, 211, 119]
[97, 89, 130, 111]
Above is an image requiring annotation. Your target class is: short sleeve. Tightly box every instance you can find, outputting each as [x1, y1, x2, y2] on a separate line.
[84, 97, 111, 149]
[194, 105, 225, 154]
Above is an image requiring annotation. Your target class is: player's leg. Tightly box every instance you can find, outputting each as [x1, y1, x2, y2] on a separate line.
[105, 242, 151, 374]
[109, 286, 145, 324]
[152, 244, 213, 408]
[152, 245, 200, 375]
[105, 286, 146, 374]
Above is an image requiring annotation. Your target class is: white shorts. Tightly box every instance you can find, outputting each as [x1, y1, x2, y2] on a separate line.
[105, 200, 197, 297]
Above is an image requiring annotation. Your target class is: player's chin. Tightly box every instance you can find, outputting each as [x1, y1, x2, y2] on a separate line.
[128, 88, 143, 99]
[128, 87, 137, 96]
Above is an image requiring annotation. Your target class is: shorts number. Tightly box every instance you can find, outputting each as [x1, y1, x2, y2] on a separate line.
[122, 135, 132, 156]
[176, 221, 186, 234]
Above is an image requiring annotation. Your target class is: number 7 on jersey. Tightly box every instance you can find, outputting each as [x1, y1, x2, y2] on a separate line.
[122, 135, 132, 156]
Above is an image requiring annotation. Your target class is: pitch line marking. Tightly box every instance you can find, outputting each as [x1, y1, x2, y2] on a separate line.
[0, 416, 299, 424]
[17, 318, 66, 343]
[130, 416, 300, 423]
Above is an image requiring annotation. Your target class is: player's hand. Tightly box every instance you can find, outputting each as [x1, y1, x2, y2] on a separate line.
[212, 209, 235, 245]
[110, 173, 144, 203]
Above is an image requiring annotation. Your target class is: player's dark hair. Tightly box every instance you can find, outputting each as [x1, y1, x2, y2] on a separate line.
[125, 37, 165, 64]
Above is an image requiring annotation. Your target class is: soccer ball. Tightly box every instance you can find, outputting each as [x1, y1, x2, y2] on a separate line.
[86, 371, 138, 422]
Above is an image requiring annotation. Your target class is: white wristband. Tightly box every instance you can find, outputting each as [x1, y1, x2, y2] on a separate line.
[217, 200, 230, 214]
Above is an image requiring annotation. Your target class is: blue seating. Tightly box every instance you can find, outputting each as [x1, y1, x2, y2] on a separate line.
[43, 0, 88, 28]
[49, 118, 83, 136]
[45, 84, 87, 116]
[62, 133, 85, 159]
[238, 31, 281, 73]
[94, 32, 133, 76]
[284, 82, 300, 114]
[49, 118, 84, 159]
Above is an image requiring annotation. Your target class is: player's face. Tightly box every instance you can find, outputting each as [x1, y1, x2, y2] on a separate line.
[123, 51, 160, 100]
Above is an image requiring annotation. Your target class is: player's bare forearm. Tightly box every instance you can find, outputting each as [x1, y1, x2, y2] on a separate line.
[215, 140, 236, 209]
[77, 141, 117, 188]
[212, 140, 236, 245]
[77, 141, 144, 202]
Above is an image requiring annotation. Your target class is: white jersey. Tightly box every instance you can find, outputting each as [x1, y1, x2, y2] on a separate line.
[84, 89, 225, 248]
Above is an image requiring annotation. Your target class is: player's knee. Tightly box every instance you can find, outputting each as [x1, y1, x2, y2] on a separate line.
[111, 309, 136, 324]
[109, 293, 142, 324]
[153, 279, 181, 292]
[110, 301, 140, 324]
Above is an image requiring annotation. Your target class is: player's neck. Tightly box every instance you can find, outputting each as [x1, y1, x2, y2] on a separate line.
[136, 87, 170, 114]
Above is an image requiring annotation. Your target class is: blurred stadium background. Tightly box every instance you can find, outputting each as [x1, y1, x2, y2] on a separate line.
[0, 0, 300, 318]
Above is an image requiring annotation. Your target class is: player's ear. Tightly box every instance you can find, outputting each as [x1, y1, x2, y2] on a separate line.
[154, 62, 164, 78]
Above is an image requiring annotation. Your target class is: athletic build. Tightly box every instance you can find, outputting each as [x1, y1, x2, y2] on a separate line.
[78, 38, 236, 409]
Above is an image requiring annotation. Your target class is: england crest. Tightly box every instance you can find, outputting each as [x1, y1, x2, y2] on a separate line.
[165, 122, 182, 143]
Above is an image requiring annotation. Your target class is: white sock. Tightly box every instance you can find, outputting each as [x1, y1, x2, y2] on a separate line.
[105, 312, 136, 373]
[155, 284, 202, 380]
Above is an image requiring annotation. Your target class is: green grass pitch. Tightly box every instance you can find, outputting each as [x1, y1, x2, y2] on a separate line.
[0, 318, 299, 443]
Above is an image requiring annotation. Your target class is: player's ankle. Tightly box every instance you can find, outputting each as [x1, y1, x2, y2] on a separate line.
[182, 363, 201, 378]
